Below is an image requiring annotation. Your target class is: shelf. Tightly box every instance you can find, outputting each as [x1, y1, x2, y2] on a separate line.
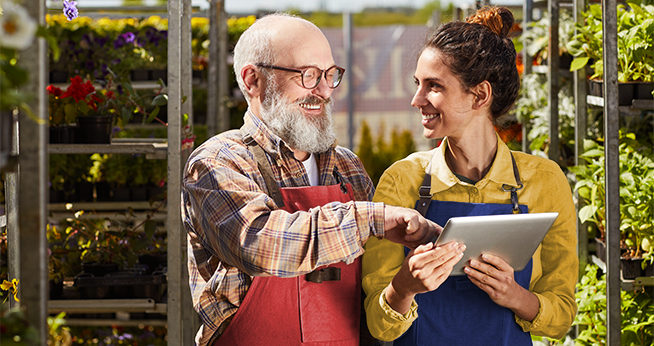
[48, 299, 167, 314]
[49, 139, 167, 159]
[49, 81, 166, 91]
[48, 201, 164, 212]
[587, 95, 654, 111]
[531, 65, 573, 77]
[63, 318, 167, 327]
[591, 255, 653, 290]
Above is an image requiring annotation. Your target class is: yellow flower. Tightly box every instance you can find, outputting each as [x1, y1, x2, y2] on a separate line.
[1, 278, 20, 302]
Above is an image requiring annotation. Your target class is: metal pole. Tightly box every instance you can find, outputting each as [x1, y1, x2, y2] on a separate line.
[522, 0, 533, 153]
[182, 0, 193, 126]
[217, 1, 229, 133]
[602, 0, 621, 342]
[344, 12, 354, 151]
[547, 0, 560, 163]
[167, 0, 185, 344]
[207, 0, 218, 136]
[15, 0, 48, 341]
[573, 0, 589, 282]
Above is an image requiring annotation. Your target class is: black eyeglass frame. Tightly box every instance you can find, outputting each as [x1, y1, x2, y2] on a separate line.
[256, 63, 345, 89]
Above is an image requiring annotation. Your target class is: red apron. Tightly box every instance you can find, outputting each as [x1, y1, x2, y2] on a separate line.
[213, 182, 361, 345]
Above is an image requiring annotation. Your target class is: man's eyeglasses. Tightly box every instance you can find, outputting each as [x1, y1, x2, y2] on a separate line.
[256, 63, 345, 89]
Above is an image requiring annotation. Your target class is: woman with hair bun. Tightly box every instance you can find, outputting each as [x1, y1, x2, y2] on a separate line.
[362, 6, 577, 345]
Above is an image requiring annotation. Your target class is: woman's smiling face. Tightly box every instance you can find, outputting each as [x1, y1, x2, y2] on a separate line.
[411, 47, 478, 140]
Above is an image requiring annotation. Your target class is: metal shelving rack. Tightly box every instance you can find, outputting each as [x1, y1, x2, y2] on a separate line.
[3, 0, 201, 343]
[570, 0, 653, 343]
[526, 0, 652, 342]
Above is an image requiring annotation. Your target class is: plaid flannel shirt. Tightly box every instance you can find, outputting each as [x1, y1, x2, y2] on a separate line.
[182, 111, 385, 346]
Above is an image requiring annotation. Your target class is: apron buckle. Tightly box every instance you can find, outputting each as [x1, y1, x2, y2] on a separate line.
[305, 267, 341, 283]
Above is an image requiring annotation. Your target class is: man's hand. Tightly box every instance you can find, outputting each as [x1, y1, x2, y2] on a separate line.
[383, 205, 441, 248]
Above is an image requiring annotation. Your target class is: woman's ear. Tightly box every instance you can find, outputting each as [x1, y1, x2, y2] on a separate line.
[471, 81, 492, 109]
[242, 64, 262, 99]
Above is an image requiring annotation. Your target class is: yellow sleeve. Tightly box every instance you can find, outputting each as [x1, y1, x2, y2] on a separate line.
[515, 161, 578, 339]
[362, 163, 421, 341]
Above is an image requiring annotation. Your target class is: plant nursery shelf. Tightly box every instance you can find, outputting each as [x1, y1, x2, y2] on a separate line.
[591, 255, 653, 290]
[49, 140, 167, 159]
[63, 318, 167, 327]
[50, 81, 166, 91]
[586, 95, 654, 110]
[48, 299, 167, 314]
[48, 201, 163, 212]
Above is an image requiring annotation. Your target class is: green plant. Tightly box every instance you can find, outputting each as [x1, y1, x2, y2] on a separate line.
[357, 121, 416, 186]
[519, 10, 576, 66]
[572, 264, 654, 345]
[514, 73, 578, 167]
[567, 1, 654, 82]
[570, 132, 654, 266]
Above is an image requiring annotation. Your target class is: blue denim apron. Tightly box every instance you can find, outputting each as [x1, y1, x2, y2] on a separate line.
[395, 154, 532, 346]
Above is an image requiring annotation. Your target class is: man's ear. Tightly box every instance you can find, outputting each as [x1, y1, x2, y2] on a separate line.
[242, 64, 263, 99]
[471, 80, 492, 109]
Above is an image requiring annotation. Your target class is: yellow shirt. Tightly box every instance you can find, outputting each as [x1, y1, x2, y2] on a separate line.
[362, 136, 578, 341]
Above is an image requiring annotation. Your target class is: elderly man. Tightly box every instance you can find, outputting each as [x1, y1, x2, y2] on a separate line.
[182, 13, 438, 346]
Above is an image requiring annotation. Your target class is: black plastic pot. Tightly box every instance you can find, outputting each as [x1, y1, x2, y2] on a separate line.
[587, 80, 651, 106]
[49, 125, 77, 144]
[82, 261, 120, 277]
[621, 258, 644, 280]
[77, 115, 113, 144]
[49, 71, 69, 84]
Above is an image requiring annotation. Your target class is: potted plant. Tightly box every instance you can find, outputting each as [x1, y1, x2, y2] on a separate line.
[571, 264, 654, 345]
[570, 132, 654, 278]
[518, 10, 576, 69]
[567, 2, 654, 104]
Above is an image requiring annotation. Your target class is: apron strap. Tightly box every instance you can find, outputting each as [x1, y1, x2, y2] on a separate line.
[416, 152, 524, 216]
[501, 153, 524, 213]
[242, 132, 285, 208]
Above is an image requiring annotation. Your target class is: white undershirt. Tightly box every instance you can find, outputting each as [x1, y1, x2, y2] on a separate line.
[301, 153, 320, 186]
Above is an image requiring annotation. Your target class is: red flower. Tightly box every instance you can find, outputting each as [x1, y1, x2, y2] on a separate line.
[47, 85, 63, 97]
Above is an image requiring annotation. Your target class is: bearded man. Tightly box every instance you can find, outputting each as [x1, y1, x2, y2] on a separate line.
[182, 13, 440, 346]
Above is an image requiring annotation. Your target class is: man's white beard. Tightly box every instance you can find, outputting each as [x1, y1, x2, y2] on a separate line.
[259, 83, 336, 154]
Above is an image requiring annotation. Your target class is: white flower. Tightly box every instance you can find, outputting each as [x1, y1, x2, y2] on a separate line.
[0, 2, 37, 50]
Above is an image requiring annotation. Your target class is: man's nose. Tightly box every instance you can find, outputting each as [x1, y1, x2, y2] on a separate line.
[310, 76, 334, 100]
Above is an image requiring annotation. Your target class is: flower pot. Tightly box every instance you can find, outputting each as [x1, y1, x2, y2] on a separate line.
[621, 258, 644, 280]
[49, 71, 69, 84]
[149, 69, 167, 83]
[95, 181, 111, 201]
[138, 252, 168, 274]
[77, 181, 94, 202]
[130, 69, 150, 81]
[77, 115, 113, 144]
[111, 185, 131, 201]
[131, 186, 148, 201]
[634, 82, 653, 100]
[82, 261, 119, 277]
[587, 80, 642, 106]
[49, 125, 76, 144]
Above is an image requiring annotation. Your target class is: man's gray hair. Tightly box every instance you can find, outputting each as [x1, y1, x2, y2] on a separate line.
[232, 13, 320, 103]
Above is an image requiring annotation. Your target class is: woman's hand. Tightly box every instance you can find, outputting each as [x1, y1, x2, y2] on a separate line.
[464, 254, 539, 321]
[385, 241, 465, 314]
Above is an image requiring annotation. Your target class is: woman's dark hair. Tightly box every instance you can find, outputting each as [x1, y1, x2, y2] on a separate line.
[421, 6, 520, 120]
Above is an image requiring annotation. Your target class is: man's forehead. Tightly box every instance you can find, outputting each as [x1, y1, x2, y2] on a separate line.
[271, 28, 334, 67]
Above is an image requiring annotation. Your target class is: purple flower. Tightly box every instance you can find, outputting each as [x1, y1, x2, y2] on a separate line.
[63, 0, 78, 21]
[114, 32, 136, 48]
[122, 32, 135, 43]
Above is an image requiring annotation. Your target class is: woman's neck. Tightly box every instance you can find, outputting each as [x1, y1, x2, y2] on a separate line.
[445, 128, 498, 182]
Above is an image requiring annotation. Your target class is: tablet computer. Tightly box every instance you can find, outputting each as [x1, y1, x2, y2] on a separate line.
[433, 212, 558, 276]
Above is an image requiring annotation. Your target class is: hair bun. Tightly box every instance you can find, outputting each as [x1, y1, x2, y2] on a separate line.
[466, 6, 514, 38]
